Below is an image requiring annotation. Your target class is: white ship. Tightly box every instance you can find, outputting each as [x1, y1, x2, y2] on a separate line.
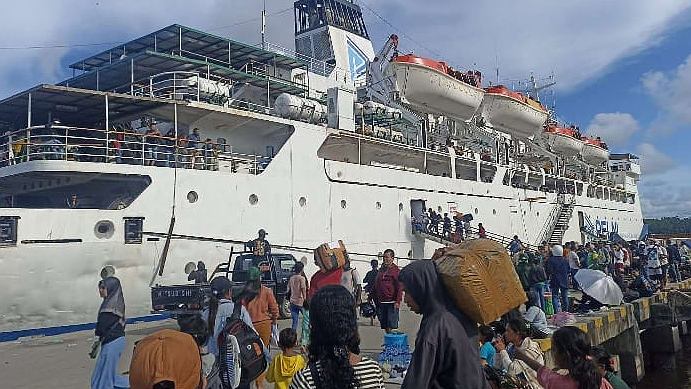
[0, 0, 643, 333]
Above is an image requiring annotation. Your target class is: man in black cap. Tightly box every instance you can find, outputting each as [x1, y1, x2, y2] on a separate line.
[246, 229, 271, 261]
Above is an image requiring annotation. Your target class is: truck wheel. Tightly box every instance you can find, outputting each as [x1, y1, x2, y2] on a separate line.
[279, 297, 291, 319]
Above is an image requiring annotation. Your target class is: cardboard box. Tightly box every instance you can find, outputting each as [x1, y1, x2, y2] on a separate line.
[435, 239, 527, 324]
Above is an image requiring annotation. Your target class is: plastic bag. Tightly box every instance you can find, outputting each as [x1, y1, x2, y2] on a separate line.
[270, 323, 279, 350]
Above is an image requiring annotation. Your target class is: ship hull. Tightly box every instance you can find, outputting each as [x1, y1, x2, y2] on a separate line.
[0, 117, 643, 332]
[480, 93, 549, 138]
[387, 61, 484, 120]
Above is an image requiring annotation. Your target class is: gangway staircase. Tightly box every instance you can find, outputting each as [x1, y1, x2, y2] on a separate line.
[537, 193, 576, 245]
[412, 224, 537, 250]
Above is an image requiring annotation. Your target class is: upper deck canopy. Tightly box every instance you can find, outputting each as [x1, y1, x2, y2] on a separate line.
[69, 24, 304, 72]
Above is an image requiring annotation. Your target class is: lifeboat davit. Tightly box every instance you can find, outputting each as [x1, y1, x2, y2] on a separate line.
[580, 137, 610, 165]
[544, 126, 584, 157]
[479, 85, 549, 138]
[386, 54, 485, 120]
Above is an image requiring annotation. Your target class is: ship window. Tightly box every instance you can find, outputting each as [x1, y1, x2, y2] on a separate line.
[124, 218, 143, 244]
[0, 216, 19, 246]
[0, 171, 150, 209]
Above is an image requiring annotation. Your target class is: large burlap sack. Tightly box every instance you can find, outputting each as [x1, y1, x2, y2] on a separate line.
[434, 239, 527, 325]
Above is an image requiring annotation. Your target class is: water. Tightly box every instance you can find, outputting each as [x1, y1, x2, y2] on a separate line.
[638, 337, 691, 388]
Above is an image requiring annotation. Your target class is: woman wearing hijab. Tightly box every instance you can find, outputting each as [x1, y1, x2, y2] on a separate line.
[91, 276, 128, 389]
[398, 260, 489, 389]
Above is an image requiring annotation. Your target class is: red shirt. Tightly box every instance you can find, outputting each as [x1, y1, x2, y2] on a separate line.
[308, 268, 343, 300]
[374, 264, 402, 304]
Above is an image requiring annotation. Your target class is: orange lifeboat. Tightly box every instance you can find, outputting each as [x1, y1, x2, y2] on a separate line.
[479, 85, 549, 138]
[386, 54, 485, 120]
[544, 126, 584, 157]
[580, 137, 610, 165]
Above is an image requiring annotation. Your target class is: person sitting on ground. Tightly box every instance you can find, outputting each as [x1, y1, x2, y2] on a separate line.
[493, 319, 545, 388]
[289, 285, 385, 389]
[479, 325, 496, 367]
[188, 261, 208, 284]
[398, 260, 489, 389]
[590, 346, 631, 389]
[129, 328, 206, 389]
[515, 326, 613, 389]
[523, 290, 550, 338]
[613, 275, 639, 303]
[630, 271, 655, 297]
[267, 328, 306, 389]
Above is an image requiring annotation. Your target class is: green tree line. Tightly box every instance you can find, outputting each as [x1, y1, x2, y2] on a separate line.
[644, 217, 691, 234]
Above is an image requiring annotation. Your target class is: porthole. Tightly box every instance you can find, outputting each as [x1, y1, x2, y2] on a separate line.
[493, 209, 497, 215]
[187, 191, 198, 203]
[299, 197, 307, 207]
[537, 212, 540, 217]
[341, 200, 347, 209]
[94, 220, 115, 239]
[376, 201, 382, 210]
[399, 203, 403, 211]
[337, 171, 343, 178]
[249, 194, 259, 205]
[438, 206, 442, 213]
[474, 208, 479, 214]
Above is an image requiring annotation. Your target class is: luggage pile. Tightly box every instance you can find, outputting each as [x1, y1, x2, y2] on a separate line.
[433, 239, 527, 325]
[315, 240, 349, 271]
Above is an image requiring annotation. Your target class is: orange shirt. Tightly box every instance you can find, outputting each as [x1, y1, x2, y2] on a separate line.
[244, 286, 279, 323]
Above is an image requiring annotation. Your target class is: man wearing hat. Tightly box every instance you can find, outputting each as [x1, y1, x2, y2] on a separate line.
[247, 229, 271, 261]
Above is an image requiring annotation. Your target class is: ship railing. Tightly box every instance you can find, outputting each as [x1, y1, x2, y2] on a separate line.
[0, 126, 270, 174]
[261, 42, 337, 77]
[115, 71, 275, 115]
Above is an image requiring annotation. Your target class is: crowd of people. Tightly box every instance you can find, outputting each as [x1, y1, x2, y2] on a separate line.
[88, 233, 689, 389]
[0, 119, 260, 171]
[412, 208, 482, 242]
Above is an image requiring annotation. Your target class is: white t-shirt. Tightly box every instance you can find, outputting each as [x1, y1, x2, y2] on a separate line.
[567, 251, 580, 270]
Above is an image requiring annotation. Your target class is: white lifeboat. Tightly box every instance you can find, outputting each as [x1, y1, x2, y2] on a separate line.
[580, 137, 610, 165]
[479, 85, 549, 138]
[544, 126, 584, 157]
[386, 54, 484, 120]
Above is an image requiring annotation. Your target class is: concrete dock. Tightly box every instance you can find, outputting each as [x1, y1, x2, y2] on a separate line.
[2, 279, 691, 388]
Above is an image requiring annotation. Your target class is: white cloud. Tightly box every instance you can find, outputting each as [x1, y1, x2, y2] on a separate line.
[636, 142, 675, 175]
[1, 0, 691, 96]
[638, 167, 691, 218]
[586, 112, 640, 148]
[641, 53, 691, 127]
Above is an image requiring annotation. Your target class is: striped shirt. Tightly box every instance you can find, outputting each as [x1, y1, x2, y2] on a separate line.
[289, 356, 384, 389]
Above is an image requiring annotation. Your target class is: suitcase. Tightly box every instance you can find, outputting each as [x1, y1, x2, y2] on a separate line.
[434, 239, 526, 324]
[316, 240, 348, 271]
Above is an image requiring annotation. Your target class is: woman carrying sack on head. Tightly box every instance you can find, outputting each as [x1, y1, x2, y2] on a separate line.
[91, 277, 129, 389]
[241, 267, 279, 389]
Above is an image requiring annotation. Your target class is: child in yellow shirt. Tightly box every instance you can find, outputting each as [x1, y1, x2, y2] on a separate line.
[267, 328, 306, 389]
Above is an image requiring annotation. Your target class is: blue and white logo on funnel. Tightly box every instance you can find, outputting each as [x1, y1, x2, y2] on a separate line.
[347, 38, 368, 81]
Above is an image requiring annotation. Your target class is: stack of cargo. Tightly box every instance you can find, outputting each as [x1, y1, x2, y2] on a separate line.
[315, 240, 349, 271]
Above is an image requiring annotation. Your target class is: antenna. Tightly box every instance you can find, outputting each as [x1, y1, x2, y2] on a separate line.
[261, 0, 267, 50]
[528, 73, 556, 102]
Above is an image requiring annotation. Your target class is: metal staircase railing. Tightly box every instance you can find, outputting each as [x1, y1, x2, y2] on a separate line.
[537, 193, 576, 245]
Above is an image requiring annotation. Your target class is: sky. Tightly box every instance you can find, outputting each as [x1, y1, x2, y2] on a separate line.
[1, 0, 690, 218]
